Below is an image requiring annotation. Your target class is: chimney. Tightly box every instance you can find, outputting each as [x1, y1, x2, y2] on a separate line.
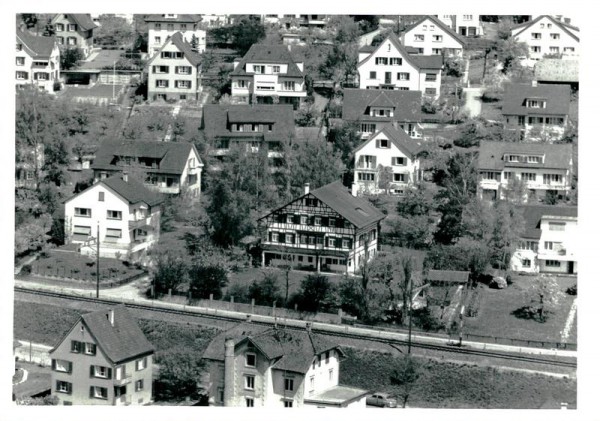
[223, 339, 235, 406]
[532, 80, 538, 87]
[304, 183, 310, 195]
[122, 171, 128, 182]
[106, 309, 114, 326]
[351, 182, 358, 197]
[392, 120, 399, 129]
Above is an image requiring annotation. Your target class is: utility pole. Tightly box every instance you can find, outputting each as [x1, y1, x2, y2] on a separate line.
[407, 277, 413, 354]
[112, 60, 116, 102]
[96, 221, 100, 298]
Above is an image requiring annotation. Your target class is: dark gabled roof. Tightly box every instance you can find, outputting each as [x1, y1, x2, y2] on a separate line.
[102, 175, 164, 207]
[231, 44, 304, 77]
[502, 83, 571, 116]
[53, 14, 97, 31]
[518, 205, 577, 240]
[405, 46, 420, 54]
[353, 124, 423, 157]
[168, 32, 202, 66]
[311, 181, 386, 229]
[358, 33, 443, 70]
[511, 15, 579, 42]
[342, 89, 423, 123]
[51, 305, 154, 364]
[403, 15, 466, 47]
[202, 104, 295, 141]
[534, 59, 579, 83]
[359, 45, 376, 53]
[144, 14, 202, 23]
[295, 127, 323, 143]
[202, 323, 340, 374]
[426, 269, 469, 283]
[16, 30, 56, 59]
[477, 141, 572, 171]
[91, 140, 201, 175]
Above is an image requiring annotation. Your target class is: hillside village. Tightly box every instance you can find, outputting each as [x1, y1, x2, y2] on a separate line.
[14, 13, 578, 409]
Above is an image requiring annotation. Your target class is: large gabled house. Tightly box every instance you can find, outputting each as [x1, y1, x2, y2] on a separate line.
[477, 141, 573, 203]
[202, 323, 369, 407]
[64, 174, 163, 261]
[201, 104, 295, 170]
[16, 29, 61, 93]
[51, 14, 97, 58]
[511, 205, 577, 274]
[357, 33, 443, 99]
[511, 15, 579, 60]
[502, 82, 571, 140]
[50, 305, 154, 405]
[437, 14, 483, 37]
[401, 15, 466, 57]
[144, 14, 206, 57]
[91, 140, 203, 196]
[230, 44, 307, 109]
[146, 32, 202, 102]
[342, 88, 423, 139]
[353, 124, 423, 196]
[258, 181, 385, 274]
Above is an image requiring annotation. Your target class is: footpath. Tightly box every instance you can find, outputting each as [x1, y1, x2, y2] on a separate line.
[14, 278, 577, 359]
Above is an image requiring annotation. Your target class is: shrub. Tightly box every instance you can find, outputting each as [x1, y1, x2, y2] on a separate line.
[21, 264, 32, 275]
[421, 99, 438, 114]
[465, 286, 482, 317]
[566, 284, 577, 296]
[481, 89, 502, 103]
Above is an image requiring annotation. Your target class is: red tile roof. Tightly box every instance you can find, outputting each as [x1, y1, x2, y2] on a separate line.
[16, 30, 56, 59]
[477, 141, 572, 171]
[502, 83, 571, 117]
[342, 88, 423, 123]
[231, 44, 304, 77]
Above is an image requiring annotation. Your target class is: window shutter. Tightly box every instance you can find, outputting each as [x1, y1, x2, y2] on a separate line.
[67, 382, 72, 395]
[51, 359, 56, 370]
[143, 357, 148, 368]
[90, 365, 95, 378]
[68, 362, 73, 373]
[279, 233, 285, 243]
[107, 367, 113, 379]
[91, 344, 97, 355]
[291, 234, 296, 244]
[90, 386, 94, 398]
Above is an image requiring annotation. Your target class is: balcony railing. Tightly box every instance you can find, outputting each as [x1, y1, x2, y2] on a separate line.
[129, 217, 151, 229]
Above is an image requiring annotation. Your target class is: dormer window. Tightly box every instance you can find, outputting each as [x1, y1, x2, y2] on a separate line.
[526, 99, 546, 108]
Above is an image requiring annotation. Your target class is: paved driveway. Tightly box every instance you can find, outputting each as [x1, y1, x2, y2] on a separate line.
[462, 87, 483, 118]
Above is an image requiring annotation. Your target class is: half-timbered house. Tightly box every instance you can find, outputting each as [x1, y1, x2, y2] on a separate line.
[257, 181, 385, 274]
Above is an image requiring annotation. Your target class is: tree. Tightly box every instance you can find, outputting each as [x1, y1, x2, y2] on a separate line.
[20, 13, 38, 29]
[230, 17, 266, 54]
[60, 47, 84, 70]
[443, 56, 466, 78]
[248, 271, 283, 306]
[190, 34, 199, 52]
[296, 274, 337, 313]
[151, 251, 189, 296]
[94, 15, 135, 47]
[188, 257, 229, 300]
[42, 18, 55, 36]
[488, 201, 524, 270]
[14, 214, 52, 256]
[154, 350, 206, 401]
[327, 120, 362, 171]
[295, 102, 319, 127]
[390, 355, 421, 408]
[497, 17, 514, 40]
[289, 141, 344, 196]
[377, 165, 393, 194]
[16, 395, 59, 405]
[496, 38, 528, 74]
[522, 277, 566, 322]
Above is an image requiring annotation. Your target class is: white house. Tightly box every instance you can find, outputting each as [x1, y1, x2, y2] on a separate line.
[16, 29, 60, 93]
[353, 124, 423, 196]
[357, 33, 443, 99]
[502, 82, 571, 141]
[202, 323, 369, 408]
[91, 140, 203, 197]
[146, 32, 202, 102]
[436, 14, 483, 37]
[230, 44, 307, 109]
[342, 88, 424, 140]
[511, 15, 579, 60]
[51, 14, 97, 58]
[477, 141, 573, 203]
[144, 14, 206, 57]
[64, 174, 163, 261]
[402, 16, 465, 57]
[511, 205, 577, 274]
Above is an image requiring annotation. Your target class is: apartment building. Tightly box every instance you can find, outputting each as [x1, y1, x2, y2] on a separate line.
[147, 32, 202, 101]
[201, 104, 295, 169]
[144, 14, 206, 57]
[203, 323, 369, 407]
[402, 16, 465, 57]
[477, 141, 573, 202]
[64, 174, 163, 260]
[342, 88, 423, 139]
[357, 33, 443, 99]
[50, 305, 154, 405]
[50, 14, 97, 58]
[258, 181, 385, 274]
[231, 44, 307, 109]
[91, 140, 203, 196]
[16, 29, 60, 93]
[437, 14, 483, 37]
[511, 205, 577, 274]
[353, 124, 423, 196]
[511, 15, 579, 60]
[502, 82, 571, 140]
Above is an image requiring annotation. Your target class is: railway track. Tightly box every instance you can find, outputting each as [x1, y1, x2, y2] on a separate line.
[14, 286, 577, 369]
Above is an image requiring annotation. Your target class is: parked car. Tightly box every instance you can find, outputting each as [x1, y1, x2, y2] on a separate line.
[366, 392, 397, 408]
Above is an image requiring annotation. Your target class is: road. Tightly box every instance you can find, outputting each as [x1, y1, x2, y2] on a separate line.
[462, 87, 483, 118]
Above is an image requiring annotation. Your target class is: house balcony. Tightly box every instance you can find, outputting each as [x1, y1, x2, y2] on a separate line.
[113, 375, 132, 387]
[129, 217, 152, 230]
[113, 395, 131, 406]
[145, 184, 180, 194]
[355, 164, 377, 170]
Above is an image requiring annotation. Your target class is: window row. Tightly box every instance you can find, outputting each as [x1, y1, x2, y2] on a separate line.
[374, 57, 403, 66]
[154, 23, 191, 31]
[229, 123, 274, 133]
[74, 208, 123, 220]
[55, 23, 78, 32]
[311, 350, 332, 370]
[531, 32, 561, 39]
[72, 226, 122, 239]
[57, 36, 78, 45]
[161, 51, 184, 59]
[269, 232, 352, 249]
[276, 213, 352, 229]
[71, 340, 96, 355]
[368, 71, 411, 81]
[152, 65, 192, 74]
[155, 80, 193, 89]
[413, 34, 443, 42]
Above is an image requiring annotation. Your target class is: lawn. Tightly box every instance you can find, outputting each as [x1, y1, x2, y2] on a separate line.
[480, 100, 504, 122]
[340, 348, 576, 408]
[462, 275, 577, 344]
[467, 56, 485, 86]
[14, 302, 82, 346]
[25, 253, 145, 284]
